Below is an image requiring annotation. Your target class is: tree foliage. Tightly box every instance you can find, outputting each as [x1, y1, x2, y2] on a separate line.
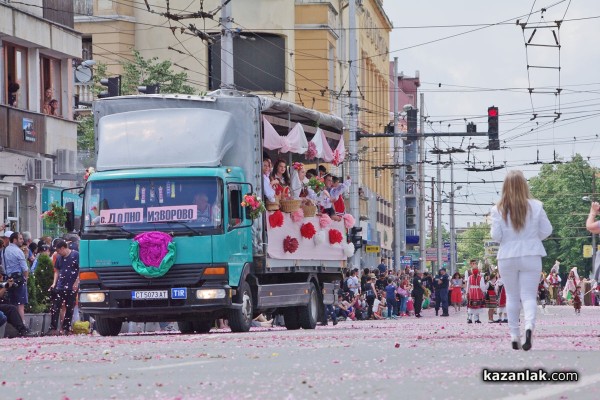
[457, 223, 491, 271]
[121, 50, 195, 95]
[529, 154, 594, 276]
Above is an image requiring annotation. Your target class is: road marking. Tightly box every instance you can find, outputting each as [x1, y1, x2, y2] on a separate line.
[130, 360, 214, 371]
[498, 372, 600, 400]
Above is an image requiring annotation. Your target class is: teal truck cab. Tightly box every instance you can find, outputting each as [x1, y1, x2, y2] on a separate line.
[73, 92, 349, 335]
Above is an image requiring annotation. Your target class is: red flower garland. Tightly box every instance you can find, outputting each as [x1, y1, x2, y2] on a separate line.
[329, 229, 343, 245]
[283, 236, 299, 253]
[300, 222, 317, 239]
[269, 210, 284, 228]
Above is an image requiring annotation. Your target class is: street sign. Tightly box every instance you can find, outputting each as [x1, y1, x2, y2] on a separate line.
[425, 248, 448, 262]
[400, 256, 412, 267]
[582, 245, 600, 258]
[407, 250, 420, 260]
[365, 245, 380, 253]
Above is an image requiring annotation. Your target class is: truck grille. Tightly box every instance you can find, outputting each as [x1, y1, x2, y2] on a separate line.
[96, 264, 205, 289]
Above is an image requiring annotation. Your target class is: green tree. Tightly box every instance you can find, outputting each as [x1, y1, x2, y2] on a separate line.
[120, 50, 195, 95]
[457, 223, 491, 273]
[529, 154, 594, 275]
[33, 254, 55, 313]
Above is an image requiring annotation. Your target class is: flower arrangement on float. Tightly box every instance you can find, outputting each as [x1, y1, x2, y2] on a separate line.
[241, 194, 266, 220]
[307, 176, 325, 193]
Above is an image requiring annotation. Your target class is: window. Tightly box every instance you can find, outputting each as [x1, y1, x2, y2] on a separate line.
[82, 177, 224, 233]
[4, 43, 28, 109]
[40, 56, 62, 116]
[209, 33, 286, 92]
[228, 184, 244, 229]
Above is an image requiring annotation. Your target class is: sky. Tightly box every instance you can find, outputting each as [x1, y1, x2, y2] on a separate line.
[382, 0, 600, 228]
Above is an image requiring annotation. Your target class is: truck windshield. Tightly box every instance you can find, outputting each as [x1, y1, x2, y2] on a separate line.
[82, 177, 223, 234]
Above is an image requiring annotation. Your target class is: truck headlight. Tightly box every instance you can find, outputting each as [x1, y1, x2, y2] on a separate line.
[80, 292, 106, 303]
[195, 289, 226, 299]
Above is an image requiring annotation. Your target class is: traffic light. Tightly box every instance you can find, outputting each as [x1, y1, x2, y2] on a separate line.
[467, 122, 477, 133]
[98, 76, 121, 98]
[349, 226, 363, 250]
[488, 106, 499, 150]
[138, 83, 160, 94]
[406, 108, 418, 140]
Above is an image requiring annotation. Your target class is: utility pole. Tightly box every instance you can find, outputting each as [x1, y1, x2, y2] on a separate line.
[220, 0, 234, 88]
[436, 137, 443, 273]
[593, 172, 598, 280]
[430, 177, 435, 271]
[419, 93, 426, 270]
[449, 157, 456, 274]
[393, 57, 401, 272]
[348, 0, 361, 267]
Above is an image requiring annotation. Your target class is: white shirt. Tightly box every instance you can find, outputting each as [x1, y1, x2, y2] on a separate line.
[490, 199, 553, 260]
[263, 173, 276, 202]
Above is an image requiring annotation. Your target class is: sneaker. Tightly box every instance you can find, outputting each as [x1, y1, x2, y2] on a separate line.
[467, 319, 472, 324]
[415, 314, 422, 318]
[475, 320, 482, 324]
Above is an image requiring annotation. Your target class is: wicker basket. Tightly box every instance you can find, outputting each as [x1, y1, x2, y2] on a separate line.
[280, 199, 302, 213]
[301, 203, 317, 217]
[265, 199, 280, 211]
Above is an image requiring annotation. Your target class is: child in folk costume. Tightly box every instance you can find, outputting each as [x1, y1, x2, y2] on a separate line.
[538, 272, 549, 314]
[495, 273, 508, 323]
[562, 267, 579, 305]
[547, 271, 561, 305]
[466, 264, 487, 323]
[486, 273, 498, 322]
[572, 288, 582, 315]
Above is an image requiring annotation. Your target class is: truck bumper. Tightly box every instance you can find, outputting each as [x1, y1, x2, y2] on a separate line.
[79, 285, 235, 320]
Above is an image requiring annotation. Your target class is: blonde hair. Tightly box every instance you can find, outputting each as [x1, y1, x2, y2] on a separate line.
[497, 170, 531, 232]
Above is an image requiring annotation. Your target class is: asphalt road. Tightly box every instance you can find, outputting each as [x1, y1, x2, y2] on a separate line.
[3, 305, 599, 400]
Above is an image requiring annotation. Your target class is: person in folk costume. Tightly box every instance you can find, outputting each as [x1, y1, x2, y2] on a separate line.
[486, 272, 499, 322]
[572, 287, 582, 315]
[495, 272, 508, 323]
[547, 270, 561, 305]
[490, 170, 553, 351]
[563, 267, 579, 305]
[538, 272, 549, 314]
[289, 162, 313, 201]
[466, 263, 486, 324]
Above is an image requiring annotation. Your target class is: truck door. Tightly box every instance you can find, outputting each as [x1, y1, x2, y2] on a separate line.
[211, 183, 253, 287]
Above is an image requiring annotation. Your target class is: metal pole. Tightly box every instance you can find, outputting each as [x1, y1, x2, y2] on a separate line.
[436, 137, 443, 273]
[431, 177, 435, 271]
[593, 172, 598, 280]
[419, 93, 426, 270]
[348, 0, 361, 267]
[393, 58, 401, 272]
[220, 0, 234, 88]
[449, 157, 456, 274]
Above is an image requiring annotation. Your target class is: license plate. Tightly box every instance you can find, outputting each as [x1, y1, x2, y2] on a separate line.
[171, 288, 187, 299]
[131, 290, 168, 300]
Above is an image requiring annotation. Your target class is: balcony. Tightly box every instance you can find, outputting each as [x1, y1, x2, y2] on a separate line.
[0, 104, 77, 157]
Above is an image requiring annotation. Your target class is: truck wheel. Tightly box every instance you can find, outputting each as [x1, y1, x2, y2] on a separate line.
[193, 320, 213, 334]
[177, 321, 194, 334]
[95, 317, 122, 336]
[283, 307, 301, 330]
[228, 281, 253, 333]
[298, 282, 319, 329]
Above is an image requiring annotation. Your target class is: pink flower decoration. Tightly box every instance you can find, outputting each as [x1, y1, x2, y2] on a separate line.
[134, 231, 173, 268]
[291, 208, 304, 223]
[305, 142, 317, 160]
[343, 214, 356, 229]
[319, 213, 332, 228]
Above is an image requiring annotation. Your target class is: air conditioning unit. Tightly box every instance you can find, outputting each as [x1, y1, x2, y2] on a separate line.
[405, 164, 415, 173]
[406, 217, 416, 226]
[406, 174, 415, 182]
[27, 158, 53, 182]
[56, 149, 76, 174]
[407, 207, 416, 216]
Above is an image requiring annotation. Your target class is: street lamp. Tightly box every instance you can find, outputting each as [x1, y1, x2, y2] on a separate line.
[583, 196, 597, 278]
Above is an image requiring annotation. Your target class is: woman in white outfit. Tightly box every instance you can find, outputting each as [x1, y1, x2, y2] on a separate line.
[490, 170, 552, 351]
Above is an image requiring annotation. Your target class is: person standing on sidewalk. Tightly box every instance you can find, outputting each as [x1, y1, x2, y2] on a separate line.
[46, 240, 79, 336]
[490, 170, 552, 351]
[412, 271, 425, 318]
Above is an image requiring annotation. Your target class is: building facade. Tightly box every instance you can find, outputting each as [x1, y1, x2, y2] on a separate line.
[74, 0, 394, 264]
[1, 1, 81, 237]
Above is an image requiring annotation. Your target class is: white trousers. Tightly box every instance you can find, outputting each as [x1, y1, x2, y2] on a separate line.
[498, 256, 542, 338]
